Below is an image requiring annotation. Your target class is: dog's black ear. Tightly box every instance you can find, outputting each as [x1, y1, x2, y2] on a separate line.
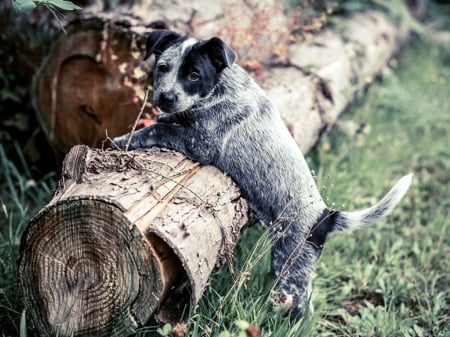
[200, 37, 236, 71]
[144, 30, 183, 60]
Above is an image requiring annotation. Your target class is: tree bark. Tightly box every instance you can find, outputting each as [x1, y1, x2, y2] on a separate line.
[18, 145, 248, 336]
[32, 1, 413, 156]
[263, 10, 410, 153]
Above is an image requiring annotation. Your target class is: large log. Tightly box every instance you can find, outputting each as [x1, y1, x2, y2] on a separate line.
[32, 0, 413, 155]
[263, 10, 410, 152]
[18, 145, 248, 336]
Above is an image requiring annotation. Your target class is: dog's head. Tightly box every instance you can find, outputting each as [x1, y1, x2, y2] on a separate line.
[144, 30, 236, 114]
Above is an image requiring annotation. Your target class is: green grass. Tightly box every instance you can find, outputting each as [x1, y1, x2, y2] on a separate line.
[0, 145, 56, 336]
[308, 39, 450, 337]
[1, 38, 449, 336]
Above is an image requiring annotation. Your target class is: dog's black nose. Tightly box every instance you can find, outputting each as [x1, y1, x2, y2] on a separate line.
[159, 91, 177, 109]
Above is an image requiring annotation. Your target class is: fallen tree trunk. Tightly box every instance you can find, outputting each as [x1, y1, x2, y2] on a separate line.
[18, 145, 248, 336]
[263, 10, 410, 152]
[32, 0, 413, 155]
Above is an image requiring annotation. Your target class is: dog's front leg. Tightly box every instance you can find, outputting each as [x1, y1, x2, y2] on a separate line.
[113, 124, 217, 164]
[112, 124, 189, 153]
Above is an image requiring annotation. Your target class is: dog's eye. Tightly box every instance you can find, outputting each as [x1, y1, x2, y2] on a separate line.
[157, 63, 169, 73]
[188, 72, 200, 81]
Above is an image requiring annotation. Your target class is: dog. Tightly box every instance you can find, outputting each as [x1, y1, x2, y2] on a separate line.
[113, 29, 412, 321]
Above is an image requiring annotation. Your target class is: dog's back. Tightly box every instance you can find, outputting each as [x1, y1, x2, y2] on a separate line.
[212, 66, 326, 224]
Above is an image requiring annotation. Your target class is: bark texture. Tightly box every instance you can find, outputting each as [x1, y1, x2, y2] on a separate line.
[264, 10, 410, 152]
[18, 145, 248, 336]
[32, 0, 412, 155]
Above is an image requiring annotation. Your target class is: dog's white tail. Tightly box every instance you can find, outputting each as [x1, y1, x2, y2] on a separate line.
[334, 173, 413, 231]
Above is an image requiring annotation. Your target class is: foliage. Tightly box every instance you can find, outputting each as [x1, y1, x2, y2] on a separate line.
[12, 0, 81, 13]
[287, 0, 339, 38]
[157, 323, 173, 336]
[0, 144, 56, 336]
[12, 0, 81, 31]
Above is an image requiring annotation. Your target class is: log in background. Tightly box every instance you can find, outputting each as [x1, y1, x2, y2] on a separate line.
[18, 145, 248, 336]
[32, 0, 411, 156]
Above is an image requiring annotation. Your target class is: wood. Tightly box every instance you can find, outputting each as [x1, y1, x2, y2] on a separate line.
[263, 10, 411, 153]
[32, 17, 154, 155]
[32, 1, 413, 156]
[18, 145, 248, 336]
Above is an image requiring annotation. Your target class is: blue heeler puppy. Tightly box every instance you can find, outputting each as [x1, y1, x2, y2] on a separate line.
[113, 29, 413, 320]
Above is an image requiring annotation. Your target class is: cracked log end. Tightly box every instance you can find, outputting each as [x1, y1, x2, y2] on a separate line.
[18, 145, 248, 336]
[18, 198, 163, 336]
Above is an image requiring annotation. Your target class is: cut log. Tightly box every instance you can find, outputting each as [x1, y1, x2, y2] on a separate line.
[262, 10, 411, 153]
[32, 17, 154, 155]
[18, 145, 248, 336]
[32, 1, 414, 156]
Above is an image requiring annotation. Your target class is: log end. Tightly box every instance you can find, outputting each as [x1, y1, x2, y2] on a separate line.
[32, 18, 154, 154]
[18, 197, 162, 336]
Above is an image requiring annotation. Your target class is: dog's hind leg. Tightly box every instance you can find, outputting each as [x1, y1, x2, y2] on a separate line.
[270, 231, 321, 320]
[270, 174, 413, 320]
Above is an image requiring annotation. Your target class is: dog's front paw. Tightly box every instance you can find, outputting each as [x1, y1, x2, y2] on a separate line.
[157, 113, 173, 123]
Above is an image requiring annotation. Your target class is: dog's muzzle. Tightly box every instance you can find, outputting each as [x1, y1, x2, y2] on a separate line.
[156, 91, 178, 112]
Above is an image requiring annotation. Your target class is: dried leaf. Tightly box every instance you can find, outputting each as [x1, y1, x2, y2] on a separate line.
[172, 322, 188, 337]
[245, 324, 261, 337]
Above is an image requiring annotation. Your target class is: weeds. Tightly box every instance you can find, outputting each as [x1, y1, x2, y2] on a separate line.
[309, 39, 449, 336]
[0, 144, 56, 336]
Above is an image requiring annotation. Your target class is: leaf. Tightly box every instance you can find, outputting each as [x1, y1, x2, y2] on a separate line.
[157, 323, 172, 336]
[13, 0, 36, 12]
[20, 310, 27, 337]
[133, 67, 147, 80]
[413, 324, 424, 337]
[43, 0, 81, 11]
[1, 89, 22, 103]
[245, 324, 261, 337]
[171, 322, 188, 337]
[234, 320, 249, 330]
